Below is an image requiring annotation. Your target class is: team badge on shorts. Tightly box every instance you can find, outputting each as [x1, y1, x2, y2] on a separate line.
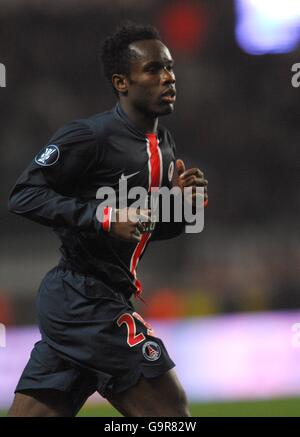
[35, 144, 60, 166]
[142, 341, 161, 361]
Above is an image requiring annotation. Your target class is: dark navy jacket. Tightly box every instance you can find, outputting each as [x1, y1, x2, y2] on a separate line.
[8, 103, 184, 297]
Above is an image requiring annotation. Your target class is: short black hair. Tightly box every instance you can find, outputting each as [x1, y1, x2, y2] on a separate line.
[101, 22, 161, 91]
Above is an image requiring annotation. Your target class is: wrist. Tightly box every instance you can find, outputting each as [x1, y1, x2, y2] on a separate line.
[102, 206, 113, 232]
[96, 206, 114, 232]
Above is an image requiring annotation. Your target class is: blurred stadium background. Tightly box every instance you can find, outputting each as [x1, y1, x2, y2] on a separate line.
[0, 0, 300, 416]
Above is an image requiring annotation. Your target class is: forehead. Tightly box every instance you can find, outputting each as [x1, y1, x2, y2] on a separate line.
[128, 40, 173, 65]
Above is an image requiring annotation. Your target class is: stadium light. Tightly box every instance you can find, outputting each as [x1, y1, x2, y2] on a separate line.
[235, 0, 300, 54]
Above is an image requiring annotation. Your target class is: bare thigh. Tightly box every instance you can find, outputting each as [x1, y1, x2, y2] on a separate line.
[7, 390, 74, 417]
[106, 369, 190, 417]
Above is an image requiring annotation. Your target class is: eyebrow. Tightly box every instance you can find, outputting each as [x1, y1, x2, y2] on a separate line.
[143, 60, 174, 70]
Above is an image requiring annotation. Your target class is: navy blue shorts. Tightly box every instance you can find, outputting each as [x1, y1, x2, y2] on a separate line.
[15, 266, 175, 413]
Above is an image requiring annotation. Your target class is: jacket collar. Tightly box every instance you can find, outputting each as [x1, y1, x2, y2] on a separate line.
[114, 102, 160, 139]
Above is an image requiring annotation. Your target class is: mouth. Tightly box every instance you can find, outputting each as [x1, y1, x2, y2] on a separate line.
[161, 89, 176, 103]
[161, 95, 176, 103]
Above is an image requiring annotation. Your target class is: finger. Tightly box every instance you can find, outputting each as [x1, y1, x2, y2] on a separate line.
[131, 234, 142, 242]
[131, 228, 141, 242]
[138, 212, 152, 223]
[193, 178, 208, 187]
[136, 221, 144, 233]
[180, 168, 204, 179]
[129, 208, 151, 223]
[176, 159, 186, 176]
[179, 175, 195, 188]
[181, 176, 199, 187]
[182, 176, 208, 187]
[134, 226, 141, 236]
[130, 214, 150, 226]
[136, 208, 151, 217]
[138, 209, 151, 220]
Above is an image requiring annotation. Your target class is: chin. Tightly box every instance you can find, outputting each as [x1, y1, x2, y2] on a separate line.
[157, 103, 175, 116]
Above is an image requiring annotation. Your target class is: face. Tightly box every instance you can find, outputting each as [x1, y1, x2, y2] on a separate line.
[121, 39, 176, 117]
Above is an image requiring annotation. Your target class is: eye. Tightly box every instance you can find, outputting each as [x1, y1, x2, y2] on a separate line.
[147, 66, 159, 74]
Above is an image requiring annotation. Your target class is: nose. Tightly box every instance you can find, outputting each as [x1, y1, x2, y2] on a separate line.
[161, 66, 175, 84]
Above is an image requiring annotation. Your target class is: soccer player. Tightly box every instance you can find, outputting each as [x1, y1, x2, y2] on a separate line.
[7, 23, 208, 417]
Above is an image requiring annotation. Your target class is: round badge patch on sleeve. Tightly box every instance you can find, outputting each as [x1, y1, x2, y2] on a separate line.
[142, 341, 161, 361]
[35, 144, 60, 166]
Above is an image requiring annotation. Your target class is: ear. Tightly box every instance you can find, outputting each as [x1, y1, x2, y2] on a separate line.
[112, 74, 128, 95]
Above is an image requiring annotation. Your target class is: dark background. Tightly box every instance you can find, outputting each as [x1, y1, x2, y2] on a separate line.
[0, 0, 299, 324]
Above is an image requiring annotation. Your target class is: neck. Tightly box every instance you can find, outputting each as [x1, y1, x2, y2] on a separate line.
[120, 100, 158, 134]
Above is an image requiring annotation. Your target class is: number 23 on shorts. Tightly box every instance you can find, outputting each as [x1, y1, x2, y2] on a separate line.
[117, 312, 155, 347]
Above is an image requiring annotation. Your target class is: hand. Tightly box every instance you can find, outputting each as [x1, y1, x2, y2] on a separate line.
[110, 208, 152, 243]
[175, 159, 208, 207]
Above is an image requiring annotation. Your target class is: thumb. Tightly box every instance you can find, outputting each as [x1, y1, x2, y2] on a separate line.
[176, 159, 186, 176]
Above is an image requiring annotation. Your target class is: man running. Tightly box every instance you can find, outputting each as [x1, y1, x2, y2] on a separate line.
[8, 23, 208, 417]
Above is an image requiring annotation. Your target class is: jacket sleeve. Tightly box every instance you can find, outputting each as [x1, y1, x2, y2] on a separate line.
[150, 194, 185, 241]
[8, 120, 100, 231]
[150, 220, 185, 241]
